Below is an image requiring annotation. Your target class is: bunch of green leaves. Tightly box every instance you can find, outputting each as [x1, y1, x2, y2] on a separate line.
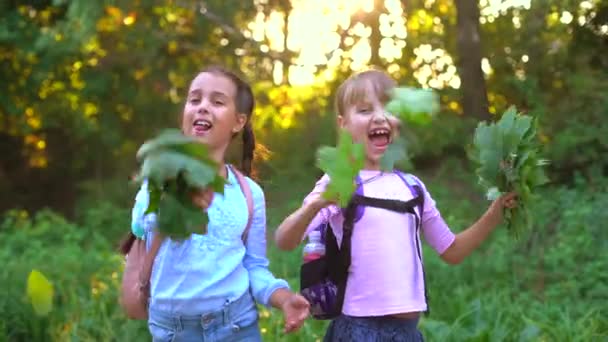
[134, 129, 226, 239]
[470, 106, 550, 237]
[385, 87, 440, 125]
[381, 87, 439, 170]
[316, 131, 366, 207]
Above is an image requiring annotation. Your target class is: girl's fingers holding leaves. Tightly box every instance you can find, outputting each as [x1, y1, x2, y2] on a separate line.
[501, 192, 518, 209]
[202, 189, 214, 204]
[506, 198, 517, 209]
[503, 192, 518, 200]
[191, 196, 203, 209]
[190, 188, 215, 210]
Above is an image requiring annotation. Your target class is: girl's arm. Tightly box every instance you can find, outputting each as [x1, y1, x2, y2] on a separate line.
[274, 174, 336, 250]
[440, 192, 517, 264]
[242, 180, 309, 332]
[241, 180, 290, 304]
[274, 194, 329, 250]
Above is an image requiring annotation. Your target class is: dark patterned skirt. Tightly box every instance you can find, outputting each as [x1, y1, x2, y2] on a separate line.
[323, 315, 424, 342]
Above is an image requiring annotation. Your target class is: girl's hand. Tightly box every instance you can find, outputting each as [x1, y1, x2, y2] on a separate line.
[487, 192, 518, 225]
[280, 293, 310, 333]
[190, 188, 214, 211]
[309, 191, 339, 210]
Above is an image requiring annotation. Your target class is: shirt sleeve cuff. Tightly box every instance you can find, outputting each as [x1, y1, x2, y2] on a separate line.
[260, 279, 290, 308]
[436, 231, 456, 255]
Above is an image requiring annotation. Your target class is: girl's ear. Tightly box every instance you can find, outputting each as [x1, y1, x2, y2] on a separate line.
[232, 112, 248, 133]
[337, 114, 346, 129]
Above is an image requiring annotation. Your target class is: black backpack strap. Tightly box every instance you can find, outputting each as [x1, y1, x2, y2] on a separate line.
[325, 196, 359, 316]
[352, 188, 431, 316]
[351, 194, 423, 213]
[410, 185, 430, 316]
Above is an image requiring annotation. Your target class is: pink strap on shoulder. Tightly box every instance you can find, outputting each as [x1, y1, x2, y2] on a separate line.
[229, 165, 254, 243]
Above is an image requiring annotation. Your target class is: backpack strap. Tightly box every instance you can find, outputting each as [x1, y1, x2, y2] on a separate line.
[229, 165, 254, 244]
[327, 195, 359, 314]
[350, 195, 422, 214]
[395, 171, 430, 315]
[395, 172, 425, 220]
[139, 232, 164, 300]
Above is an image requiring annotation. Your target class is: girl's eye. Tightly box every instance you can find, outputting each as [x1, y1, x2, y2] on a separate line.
[358, 107, 371, 113]
[214, 100, 225, 106]
[190, 98, 201, 104]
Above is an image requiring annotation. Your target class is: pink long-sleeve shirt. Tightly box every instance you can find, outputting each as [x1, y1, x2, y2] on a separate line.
[303, 170, 456, 316]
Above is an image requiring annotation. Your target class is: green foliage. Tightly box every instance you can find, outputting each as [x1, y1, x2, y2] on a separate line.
[380, 136, 410, 171]
[415, 169, 607, 342]
[316, 131, 365, 207]
[1, 169, 607, 341]
[385, 87, 440, 125]
[470, 106, 549, 237]
[0, 0, 258, 215]
[0, 209, 149, 341]
[135, 129, 225, 239]
[381, 87, 439, 170]
[1, 0, 607, 339]
[75, 198, 131, 244]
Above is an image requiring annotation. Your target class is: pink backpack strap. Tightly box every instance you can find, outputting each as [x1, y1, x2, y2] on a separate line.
[139, 232, 164, 292]
[229, 165, 254, 243]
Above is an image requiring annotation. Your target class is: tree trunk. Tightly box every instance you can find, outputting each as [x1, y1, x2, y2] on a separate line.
[369, 0, 383, 67]
[353, 0, 382, 67]
[455, 0, 491, 121]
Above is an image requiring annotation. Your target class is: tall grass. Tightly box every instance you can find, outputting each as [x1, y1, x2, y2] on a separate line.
[1, 170, 606, 341]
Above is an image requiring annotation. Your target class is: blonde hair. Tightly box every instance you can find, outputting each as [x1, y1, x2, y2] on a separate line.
[334, 69, 396, 116]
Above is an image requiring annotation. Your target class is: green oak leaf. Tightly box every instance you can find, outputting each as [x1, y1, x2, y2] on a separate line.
[137, 129, 191, 158]
[377, 86, 439, 170]
[158, 185, 208, 240]
[380, 137, 409, 171]
[385, 87, 439, 125]
[316, 131, 365, 207]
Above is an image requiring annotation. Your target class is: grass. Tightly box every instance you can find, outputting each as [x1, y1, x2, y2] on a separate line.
[1, 167, 607, 341]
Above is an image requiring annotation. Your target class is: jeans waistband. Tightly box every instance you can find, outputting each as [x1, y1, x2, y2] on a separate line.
[148, 291, 255, 331]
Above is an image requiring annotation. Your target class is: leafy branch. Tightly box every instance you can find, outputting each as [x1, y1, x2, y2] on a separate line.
[134, 129, 226, 239]
[470, 106, 550, 238]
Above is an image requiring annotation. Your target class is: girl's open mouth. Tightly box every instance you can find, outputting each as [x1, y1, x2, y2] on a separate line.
[193, 119, 212, 135]
[368, 127, 391, 148]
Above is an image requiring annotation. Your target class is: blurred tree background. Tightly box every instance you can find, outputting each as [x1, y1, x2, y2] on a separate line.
[1, 0, 606, 341]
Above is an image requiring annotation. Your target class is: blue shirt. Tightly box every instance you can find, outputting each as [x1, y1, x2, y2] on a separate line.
[130, 167, 289, 315]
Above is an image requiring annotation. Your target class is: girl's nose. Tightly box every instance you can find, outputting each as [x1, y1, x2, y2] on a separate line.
[197, 98, 210, 114]
[372, 110, 388, 123]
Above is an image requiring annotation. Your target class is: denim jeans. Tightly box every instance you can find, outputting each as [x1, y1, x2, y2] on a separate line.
[147, 292, 262, 342]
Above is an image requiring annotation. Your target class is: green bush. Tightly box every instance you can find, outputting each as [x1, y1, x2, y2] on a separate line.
[416, 172, 608, 341]
[0, 209, 148, 341]
[1, 171, 606, 341]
